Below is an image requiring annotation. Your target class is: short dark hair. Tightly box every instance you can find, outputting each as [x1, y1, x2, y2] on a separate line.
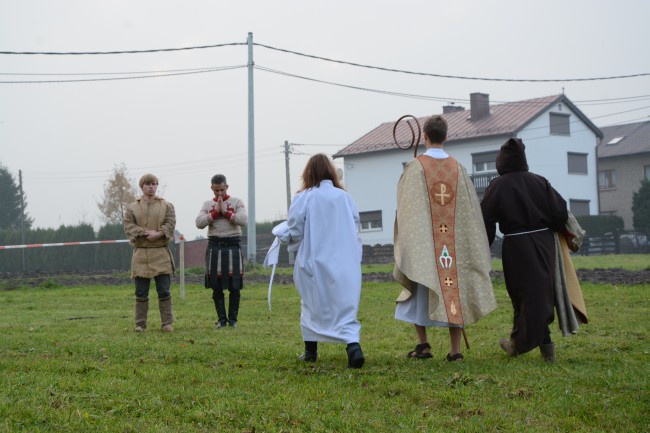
[211, 174, 227, 185]
[423, 115, 448, 144]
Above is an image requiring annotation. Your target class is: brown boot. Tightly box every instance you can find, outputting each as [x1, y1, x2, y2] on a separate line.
[134, 298, 149, 332]
[159, 296, 174, 332]
[540, 343, 556, 363]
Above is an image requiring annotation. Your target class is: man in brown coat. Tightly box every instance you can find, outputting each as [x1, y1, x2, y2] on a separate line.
[124, 173, 176, 332]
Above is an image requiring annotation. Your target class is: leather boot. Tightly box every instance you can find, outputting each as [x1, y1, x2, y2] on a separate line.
[540, 343, 556, 363]
[214, 294, 228, 327]
[228, 289, 241, 327]
[299, 341, 318, 362]
[346, 343, 365, 369]
[134, 298, 148, 332]
[159, 296, 174, 332]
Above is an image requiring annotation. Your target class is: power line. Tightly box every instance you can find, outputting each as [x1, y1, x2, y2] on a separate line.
[23, 147, 283, 181]
[255, 65, 454, 102]
[0, 42, 245, 55]
[1, 40, 647, 82]
[0, 65, 243, 76]
[255, 65, 650, 107]
[254, 43, 650, 83]
[4, 59, 649, 109]
[3, 59, 649, 109]
[0, 65, 245, 84]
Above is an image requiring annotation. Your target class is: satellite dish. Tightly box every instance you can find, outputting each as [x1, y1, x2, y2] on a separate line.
[336, 168, 344, 180]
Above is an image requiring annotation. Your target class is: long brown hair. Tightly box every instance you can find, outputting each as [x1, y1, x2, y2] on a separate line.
[298, 153, 344, 192]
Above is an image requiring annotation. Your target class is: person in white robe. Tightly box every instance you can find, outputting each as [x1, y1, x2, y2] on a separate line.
[277, 153, 365, 369]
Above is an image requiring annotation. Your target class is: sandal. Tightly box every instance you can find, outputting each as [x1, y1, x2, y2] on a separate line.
[445, 353, 464, 362]
[407, 343, 433, 359]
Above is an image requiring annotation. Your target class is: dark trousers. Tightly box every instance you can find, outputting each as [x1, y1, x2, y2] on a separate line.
[205, 237, 243, 324]
[135, 275, 171, 300]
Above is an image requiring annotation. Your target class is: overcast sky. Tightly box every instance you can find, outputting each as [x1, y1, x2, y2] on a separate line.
[1, 0, 649, 241]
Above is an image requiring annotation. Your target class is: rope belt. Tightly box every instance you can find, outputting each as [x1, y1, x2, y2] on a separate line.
[504, 227, 549, 237]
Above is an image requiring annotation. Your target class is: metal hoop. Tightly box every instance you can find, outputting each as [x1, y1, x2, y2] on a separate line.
[392, 115, 421, 158]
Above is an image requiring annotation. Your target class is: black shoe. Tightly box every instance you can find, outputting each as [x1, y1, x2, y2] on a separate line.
[229, 320, 238, 329]
[346, 343, 365, 369]
[216, 321, 227, 329]
[445, 352, 464, 362]
[299, 351, 318, 362]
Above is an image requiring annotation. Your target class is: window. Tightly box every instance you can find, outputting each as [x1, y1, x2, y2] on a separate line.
[550, 112, 570, 135]
[607, 136, 624, 145]
[472, 151, 498, 173]
[569, 199, 590, 216]
[598, 170, 616, 189]
[359, 210, 382, 231]
[645, 165, 650, 181]
[568, 152, 588, 174]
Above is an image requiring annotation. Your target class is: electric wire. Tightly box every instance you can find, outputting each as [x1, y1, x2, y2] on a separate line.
[0, 40, 647, 82]
[253, 43, 650, 82]
[0, 65, 243, 76]
[0, 65, 245, 83]
[255, 65, 650, 107]
[0, 42, 246, 55]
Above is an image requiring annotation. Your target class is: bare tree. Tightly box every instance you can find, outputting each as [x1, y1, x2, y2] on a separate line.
[97, 163, 138, 223]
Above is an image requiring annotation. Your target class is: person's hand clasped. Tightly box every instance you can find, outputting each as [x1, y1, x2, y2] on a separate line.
[217, 196, 227, 215]
[145, 229, 162, 241]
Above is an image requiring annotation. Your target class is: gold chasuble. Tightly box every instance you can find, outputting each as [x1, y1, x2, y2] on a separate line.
[393, 156, 496, 326]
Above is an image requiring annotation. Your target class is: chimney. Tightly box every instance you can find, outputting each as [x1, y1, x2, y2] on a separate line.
[442, 104, 465, 114]
[470, 92, 490, 120]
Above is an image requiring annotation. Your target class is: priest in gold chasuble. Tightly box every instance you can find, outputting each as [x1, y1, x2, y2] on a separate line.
[394, 115, 496, 361]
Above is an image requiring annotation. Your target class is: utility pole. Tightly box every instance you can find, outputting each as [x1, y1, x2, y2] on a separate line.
[247, 32, 256, 263]
[18, 170, 25, 272]
[284, 141, 295, 265]
[284, 141, 292, 210]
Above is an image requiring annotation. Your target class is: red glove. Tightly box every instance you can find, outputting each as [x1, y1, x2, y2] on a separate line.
[209, 208, 219, 220]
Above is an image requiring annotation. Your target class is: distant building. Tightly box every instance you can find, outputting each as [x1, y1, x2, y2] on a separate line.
[334, 93, 603, 245]
[597, 120, 650, 229]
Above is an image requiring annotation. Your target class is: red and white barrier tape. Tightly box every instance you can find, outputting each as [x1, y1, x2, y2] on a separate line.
[0, 239, 130, 250]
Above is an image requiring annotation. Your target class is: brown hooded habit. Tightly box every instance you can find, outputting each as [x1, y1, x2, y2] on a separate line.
[481, 138, 568, 356]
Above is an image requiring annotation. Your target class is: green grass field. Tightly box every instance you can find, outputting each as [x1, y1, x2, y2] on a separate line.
[0, 256, 648, 432]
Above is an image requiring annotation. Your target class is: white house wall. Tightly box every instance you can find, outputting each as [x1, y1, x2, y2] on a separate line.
[343, 151, 406, 245]
[517, 103, 599, 215]
[342, 103, 599, 245]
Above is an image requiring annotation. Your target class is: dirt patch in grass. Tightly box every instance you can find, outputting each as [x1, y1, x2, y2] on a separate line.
[2, 267, 649, 290]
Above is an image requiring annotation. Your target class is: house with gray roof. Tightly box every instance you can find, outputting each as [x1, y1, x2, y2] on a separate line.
[334, 93, 603, 245]
[597, 120, 650, 229]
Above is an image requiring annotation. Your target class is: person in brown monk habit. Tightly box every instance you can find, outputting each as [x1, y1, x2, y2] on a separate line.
[481, 138, 569, 362]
